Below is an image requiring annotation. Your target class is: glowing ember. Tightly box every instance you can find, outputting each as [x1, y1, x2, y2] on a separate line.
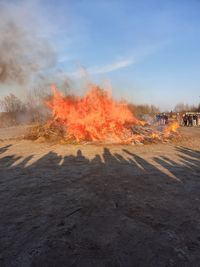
[150, 133, 159, 139]
[46, 84, 141, 143]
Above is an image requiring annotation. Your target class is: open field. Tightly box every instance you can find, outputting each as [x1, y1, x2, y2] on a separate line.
[0, 127, 200, 266]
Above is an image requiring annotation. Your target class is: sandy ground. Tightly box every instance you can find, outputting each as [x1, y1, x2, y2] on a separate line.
[0, 125, 30, 140]
[0, 127, 200, 267]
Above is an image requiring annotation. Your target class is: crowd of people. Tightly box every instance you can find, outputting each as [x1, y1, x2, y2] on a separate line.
[155, 112, 200, 127]
[155, 114, 169, 125]
[182, 114, 199, 127]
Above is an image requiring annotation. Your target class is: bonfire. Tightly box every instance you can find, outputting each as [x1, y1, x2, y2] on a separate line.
[26, 84, 180, 144]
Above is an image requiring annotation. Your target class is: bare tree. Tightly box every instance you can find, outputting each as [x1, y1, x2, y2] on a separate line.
[128, 103, 160, 118]
[0, 93, 26, 127]
[174, 102, 198, 112]
[0, 93, 25, 112]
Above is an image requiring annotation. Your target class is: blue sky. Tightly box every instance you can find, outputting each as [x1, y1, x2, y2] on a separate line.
[1, 0, 200, 110]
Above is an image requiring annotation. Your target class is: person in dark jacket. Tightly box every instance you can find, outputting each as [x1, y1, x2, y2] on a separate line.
[188, 115, 193, 127]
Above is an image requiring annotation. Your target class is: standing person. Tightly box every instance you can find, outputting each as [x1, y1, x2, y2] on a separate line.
[188, 115, 193, 127]
[183, 114, 187, 126]
[195, 115, 198, 126]
[162, 114, 165, 125]
[185, 114, 189, 126]
[159, 114, 162, 125]
[193, 115, 196, 126]
[197, 115, 200, 126]
[156, 114, 160, 125]
[165, 115, 168, 125]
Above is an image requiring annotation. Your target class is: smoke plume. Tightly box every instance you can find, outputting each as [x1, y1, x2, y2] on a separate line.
[0, 2, 56, 85]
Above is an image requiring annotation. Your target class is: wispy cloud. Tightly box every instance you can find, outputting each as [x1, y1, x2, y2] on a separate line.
[89, 59, 134, 74]
[69, 58, 134, 78]
[58, 41, 167, 80]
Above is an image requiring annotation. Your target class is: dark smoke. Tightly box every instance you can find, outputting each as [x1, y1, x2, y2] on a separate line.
[0, 2, 56, 85]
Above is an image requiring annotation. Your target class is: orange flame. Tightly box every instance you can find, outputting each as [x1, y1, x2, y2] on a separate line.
[46, 84, 141, 143]
[164, 121, 179, 137]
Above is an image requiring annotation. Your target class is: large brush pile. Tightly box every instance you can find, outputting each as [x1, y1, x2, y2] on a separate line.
[131, 124, 180, 144]
[25, 84, 180, 144]
[25, 121, 67, 143]
[25, 121, 180, 144]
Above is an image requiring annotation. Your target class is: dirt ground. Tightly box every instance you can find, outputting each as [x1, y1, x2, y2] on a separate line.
[0, 127, 200, 267]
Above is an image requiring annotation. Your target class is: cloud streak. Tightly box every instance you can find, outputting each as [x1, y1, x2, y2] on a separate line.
[89, 59, 134, 74]
[70, 58, 134, 78]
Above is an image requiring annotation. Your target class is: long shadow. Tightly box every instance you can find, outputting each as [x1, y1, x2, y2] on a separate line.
[0, 145, 200, 267]
[0, 144, 12, 154]
[153, 146, 200, 181]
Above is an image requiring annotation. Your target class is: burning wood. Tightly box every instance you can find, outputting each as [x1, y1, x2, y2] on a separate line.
[25, 84, 180, 144]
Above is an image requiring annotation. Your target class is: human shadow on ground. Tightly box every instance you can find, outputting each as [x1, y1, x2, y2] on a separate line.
[0, 144, 12, 155]
[0, 144, 200, 267]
